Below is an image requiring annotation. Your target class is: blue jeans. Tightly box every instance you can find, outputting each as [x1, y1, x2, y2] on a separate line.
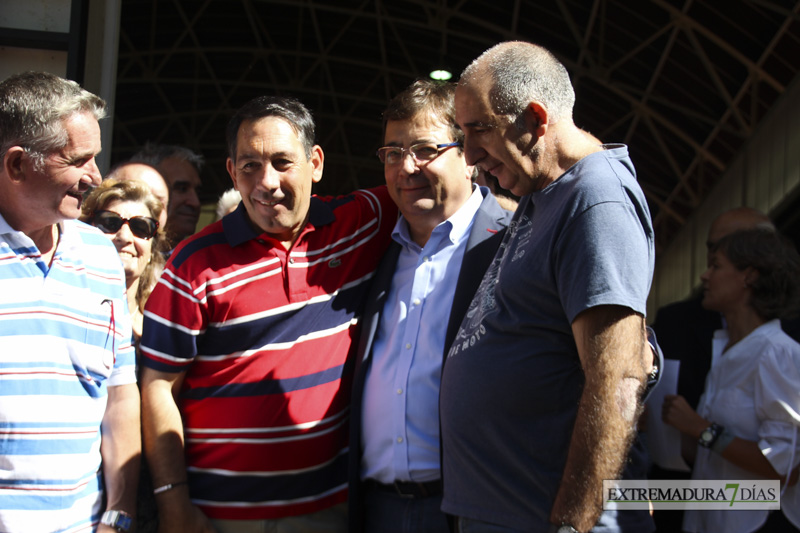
[364, 486, 450, 533]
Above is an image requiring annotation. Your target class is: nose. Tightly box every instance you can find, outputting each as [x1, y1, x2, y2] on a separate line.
[699, 267, 710, 283]
[258, 165, 282, 191]
[399, 151, 420, 175]
[462, 134, 484, 166]
[187, 187, 201, 208]
[84, 157, 102, 187]
[113, 221, 134, 245]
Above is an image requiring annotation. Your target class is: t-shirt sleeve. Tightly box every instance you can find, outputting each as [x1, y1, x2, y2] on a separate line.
[556, 200, 652, 323]
[139, 262, 204, 373]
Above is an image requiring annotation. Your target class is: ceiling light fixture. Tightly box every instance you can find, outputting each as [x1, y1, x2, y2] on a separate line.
[429, 69, 452, 81]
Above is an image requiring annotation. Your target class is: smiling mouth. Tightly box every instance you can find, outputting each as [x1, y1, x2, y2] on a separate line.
[484, 164, 501, 177]
[255, 198, 282, 207]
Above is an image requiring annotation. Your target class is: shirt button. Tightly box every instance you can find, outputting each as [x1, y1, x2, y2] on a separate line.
[397, 388, 403, 395]
[289, 258, 295, 264]
[257, 239, 265, 244]
[423, 256, 430, 262]
[405, 343, 412, 350]
[413, 298, 421, 306]
[396, 437, 403, 444]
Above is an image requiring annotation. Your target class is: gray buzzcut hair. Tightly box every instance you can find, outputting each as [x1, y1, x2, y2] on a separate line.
[461, 41, 575, 125]
[130, 141, 205, 173]
[0, 71, 106, 167]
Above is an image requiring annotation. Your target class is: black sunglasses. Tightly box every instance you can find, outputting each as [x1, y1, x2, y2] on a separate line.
[92, 210, 159, 240]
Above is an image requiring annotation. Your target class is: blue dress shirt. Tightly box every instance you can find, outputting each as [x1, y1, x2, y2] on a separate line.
[361, 186, 483, 483]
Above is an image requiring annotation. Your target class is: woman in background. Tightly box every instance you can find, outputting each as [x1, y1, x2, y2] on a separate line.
[81, 178, 166, 343]
[663, 228, 800, 532]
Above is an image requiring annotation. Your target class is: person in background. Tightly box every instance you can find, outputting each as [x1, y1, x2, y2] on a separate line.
[0, 71, 139, 533]
[80, 178, 166, 343]
[648, 206, 800, 530]
[214, 187, 241, 220]
[107, 161, 170, 230]
[131, 142, 204, 246]
[440, 41, 655, 533]
[139, 95, 397, 533]
[348, 79, 512, 533]
[663, 228, 800, 532]
[475, 167, 518, 211]
[80, 178, 167, 533]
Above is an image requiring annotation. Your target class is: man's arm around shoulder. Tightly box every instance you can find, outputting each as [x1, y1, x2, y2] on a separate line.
[550, 305, 651, 532]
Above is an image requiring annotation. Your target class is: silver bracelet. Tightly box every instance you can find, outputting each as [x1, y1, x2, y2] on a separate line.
[153, 481, 188, 495]
[710, 428, 735, 455]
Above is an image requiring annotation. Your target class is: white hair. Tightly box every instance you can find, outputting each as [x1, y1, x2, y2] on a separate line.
[215, 188, 241, 220]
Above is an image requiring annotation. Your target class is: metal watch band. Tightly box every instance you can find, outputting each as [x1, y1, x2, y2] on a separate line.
[100, 510, 132, 532]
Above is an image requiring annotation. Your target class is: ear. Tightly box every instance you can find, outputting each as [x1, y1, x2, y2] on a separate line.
[2, 146, 28, 182]
[466, 163, 477, 182]
[226, 158, 239, 189]
[524, 102, 548, 138]
[310, 145, 324, 184]
[744, 267, 759, 288]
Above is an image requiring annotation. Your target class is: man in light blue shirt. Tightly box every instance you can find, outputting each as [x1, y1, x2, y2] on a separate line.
[347, 80, 513, 533]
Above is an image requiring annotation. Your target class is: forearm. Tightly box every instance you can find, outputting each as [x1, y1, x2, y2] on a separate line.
[681, 423, 797, 484]
[550, 308, 648, 532]
[141, 369, 202, 528]
[101, 383, 141, 516]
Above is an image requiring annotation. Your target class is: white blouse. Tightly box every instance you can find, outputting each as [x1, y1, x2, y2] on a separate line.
[684, 320, 800, 532]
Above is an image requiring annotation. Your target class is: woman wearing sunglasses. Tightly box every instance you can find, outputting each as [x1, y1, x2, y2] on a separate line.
[81, 178, 166, 343]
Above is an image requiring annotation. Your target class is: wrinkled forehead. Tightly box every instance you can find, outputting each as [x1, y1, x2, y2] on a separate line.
[455, 79, 498, 126]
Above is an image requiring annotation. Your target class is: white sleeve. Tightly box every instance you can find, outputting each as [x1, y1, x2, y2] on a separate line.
[756, 343, 800, 477]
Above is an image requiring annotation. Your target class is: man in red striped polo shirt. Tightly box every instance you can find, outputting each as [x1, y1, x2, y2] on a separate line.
[140, 96, 397, 533]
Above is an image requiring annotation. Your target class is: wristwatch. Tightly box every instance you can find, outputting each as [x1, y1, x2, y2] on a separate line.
[548, 524, 579, 533]
[698, 422, 724, 449]
[100, 510, 132, 532]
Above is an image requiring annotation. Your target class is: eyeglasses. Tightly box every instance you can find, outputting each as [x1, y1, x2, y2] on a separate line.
[92, 211, 159, 240]
[376, 142, 461, 166]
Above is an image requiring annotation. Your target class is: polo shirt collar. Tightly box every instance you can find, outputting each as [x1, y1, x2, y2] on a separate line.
[223, 196, 336, 247]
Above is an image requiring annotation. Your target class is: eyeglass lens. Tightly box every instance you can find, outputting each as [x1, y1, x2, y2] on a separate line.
[93, 211, 158, 240]
[377, 142, 459, 165]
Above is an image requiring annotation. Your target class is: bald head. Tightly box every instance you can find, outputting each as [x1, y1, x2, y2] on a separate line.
[460, 41, 575, 123]
[707, 207, 775, 249]
[107, 162, 169, 228]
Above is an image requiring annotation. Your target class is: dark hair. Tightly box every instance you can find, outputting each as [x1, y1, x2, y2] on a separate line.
[382, 79, 462, 148]
[711, 228, 800, 320]
[0, 71, 105, 168]
[226, 96, 316, 162]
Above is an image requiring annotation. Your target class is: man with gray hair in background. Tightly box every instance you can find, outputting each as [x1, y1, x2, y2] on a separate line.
[0, 71, 139, 532]
[439, 41, 656, 533]
[130, 142, 204, 246]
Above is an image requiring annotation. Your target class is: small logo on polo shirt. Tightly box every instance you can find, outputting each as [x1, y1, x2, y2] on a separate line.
[328, 258, 342, 268]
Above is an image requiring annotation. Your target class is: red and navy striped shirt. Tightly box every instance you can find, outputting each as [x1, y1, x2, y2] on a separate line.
[140, 187, 396, 519]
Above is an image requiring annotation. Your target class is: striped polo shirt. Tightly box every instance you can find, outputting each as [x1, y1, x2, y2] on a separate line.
[140, 187, 396, 520]
[0, 215, 135, 533]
